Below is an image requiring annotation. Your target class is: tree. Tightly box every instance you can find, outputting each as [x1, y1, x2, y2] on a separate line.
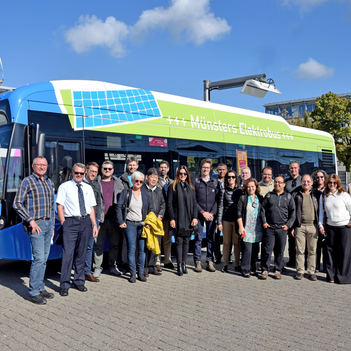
[288, 111, 316, 128]
[310, 92, 351, 171]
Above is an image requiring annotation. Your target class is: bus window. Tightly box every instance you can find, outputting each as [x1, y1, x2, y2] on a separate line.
[6, 148, 23, 193]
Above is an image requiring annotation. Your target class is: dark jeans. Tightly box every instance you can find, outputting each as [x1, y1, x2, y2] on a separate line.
[84, 219, 99, 275]
[261, 227, 287, 273]
[194, 216, 216, 263]
[28, 220, 54, 296]
[176, 236, 189, 263]
[241, 241, 259, 275]
[124, 221, 145, 275]
[326, 224, 351, 283]
[316, 234, 327, 271]
[60, 216, 91, 290]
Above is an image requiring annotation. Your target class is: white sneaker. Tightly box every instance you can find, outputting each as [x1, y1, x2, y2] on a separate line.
[93, 268, 101, 278]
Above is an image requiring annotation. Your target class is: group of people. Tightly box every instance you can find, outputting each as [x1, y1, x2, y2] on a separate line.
[13, 156, 351, 305]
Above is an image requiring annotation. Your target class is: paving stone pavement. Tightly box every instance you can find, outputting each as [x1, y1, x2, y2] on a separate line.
[0, 249, 351, 351]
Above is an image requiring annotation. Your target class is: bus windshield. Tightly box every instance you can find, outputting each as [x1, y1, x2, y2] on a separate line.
[0, 124, 13, 199]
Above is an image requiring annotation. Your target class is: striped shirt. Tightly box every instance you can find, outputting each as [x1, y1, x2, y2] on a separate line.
[13, 173, 55, 224]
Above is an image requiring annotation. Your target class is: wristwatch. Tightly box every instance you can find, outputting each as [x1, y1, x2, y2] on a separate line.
[92, 223, 97, 227]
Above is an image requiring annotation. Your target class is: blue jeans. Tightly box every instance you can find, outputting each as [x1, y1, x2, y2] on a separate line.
[124, 221, 145, 275]
[28, 220, 54, 296]
[194, 216, 216, 263]
[85, 219, 99, 275]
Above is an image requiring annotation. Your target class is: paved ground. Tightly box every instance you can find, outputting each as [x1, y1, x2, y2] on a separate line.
[0, 248, 350, 351]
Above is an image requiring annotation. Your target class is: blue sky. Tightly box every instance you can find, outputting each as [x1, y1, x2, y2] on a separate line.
[1, 0, 351, 113]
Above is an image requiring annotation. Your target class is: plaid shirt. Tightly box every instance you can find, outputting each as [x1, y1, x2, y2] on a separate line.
[13, 172, 55, 224]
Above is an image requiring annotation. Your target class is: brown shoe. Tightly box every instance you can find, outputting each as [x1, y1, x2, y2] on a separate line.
[156, 264, 162, 272]
[195, 261, 202, 273]
[206, 261, 216, 272]
[85, 273, 99, 282]
[261, 271, 268, 280]
[274, 272, 282, 279]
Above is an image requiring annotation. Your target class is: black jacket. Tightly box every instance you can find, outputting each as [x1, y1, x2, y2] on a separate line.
[217, 186, 238, 224]
[120, 172, 132, 189]
[83, 177, 102, 222]
[292, 189, 321, 228]
[261, 190, 296, 229]
[142, 184, 166, 218]
[193, 177, 219, 216]
[116, 188, 154, 225]
[237, 194, 264, 228]
[167, 183, 198, 236]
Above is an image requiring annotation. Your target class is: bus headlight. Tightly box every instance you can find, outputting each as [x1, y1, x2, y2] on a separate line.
[0, 216, 5, 229]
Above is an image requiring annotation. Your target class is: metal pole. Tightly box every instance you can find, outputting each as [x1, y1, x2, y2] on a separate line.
[204, 80, 210, 102]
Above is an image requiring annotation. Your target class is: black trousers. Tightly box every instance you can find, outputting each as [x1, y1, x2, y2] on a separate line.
[326, 224, 351, 284]
[175, 236, 189, 263]
[261, 227, 287, 272]
[60, 216, 91, 290]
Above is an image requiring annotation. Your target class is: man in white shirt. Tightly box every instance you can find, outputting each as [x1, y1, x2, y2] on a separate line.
[56, 163, 98, 297]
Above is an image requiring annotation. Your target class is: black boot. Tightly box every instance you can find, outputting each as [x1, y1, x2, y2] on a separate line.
[182, 262, 188, 274]
[177, 262, 183, 276]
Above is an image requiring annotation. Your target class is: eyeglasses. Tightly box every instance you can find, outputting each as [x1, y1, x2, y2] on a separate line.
[227, 176, 236, 179]
[316, 176, 324, 179]
[179, 172, 187, 176]
[274, 181, 284, 185]
[134, 180, 143, 184]
[103, 168, 113, 171]
[328, 181, 337, 185]
[74, 172, 85, 176]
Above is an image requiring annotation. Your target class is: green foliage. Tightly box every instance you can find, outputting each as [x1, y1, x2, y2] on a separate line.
[311, 92, 351, 170]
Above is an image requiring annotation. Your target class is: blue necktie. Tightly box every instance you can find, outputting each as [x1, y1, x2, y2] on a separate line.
[77, 184, 87, 216]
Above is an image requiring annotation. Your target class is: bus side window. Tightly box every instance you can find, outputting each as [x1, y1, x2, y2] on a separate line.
[45, 141, 82, 190]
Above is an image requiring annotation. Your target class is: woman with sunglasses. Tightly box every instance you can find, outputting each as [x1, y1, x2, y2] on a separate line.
[319, 174, 351, 283]
[167, 166, 198, 276]
[311, 169, 328, 272]
[217, 170, 240, 273]
[237, 178, 263, 277]
[117, 171, 153, 283]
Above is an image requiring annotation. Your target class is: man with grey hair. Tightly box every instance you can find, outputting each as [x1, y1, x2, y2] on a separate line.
[292, 174, 322, 281]
[93, 160, 124, 278]
[56, 163, 98, 296]
[240, 167, 251, 187]
[14, 156, 55, 304]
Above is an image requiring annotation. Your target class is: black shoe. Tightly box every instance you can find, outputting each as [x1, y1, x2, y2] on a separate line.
[138, 274, 147, 282]
[29, 294, 47, 304]
[182, 262, 188, 274]
[59, 289, 69, 297]
[129, 274, 136, 283]
[144, 268, 149, 277]
[214, 257, 222, 264]
[164, 262, 176, 270]
[242, 273, 250, 278]
[221, 265, 228, 273]
[234, 265, 241, 272]
[74, 284, 88, 292]
[40, 290, 54, 299]
[177, 263, 183, 276]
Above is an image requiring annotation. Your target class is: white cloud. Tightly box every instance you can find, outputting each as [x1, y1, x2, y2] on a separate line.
[294, 58, 334, 80]
[64, 15, 130, 58]
[131, 0, 231, 45]
[64, 0, 231, 58]
[279, 0, 330, 12]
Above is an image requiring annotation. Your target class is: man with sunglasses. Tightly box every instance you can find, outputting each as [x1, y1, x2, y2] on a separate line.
[93, 160, 124, 279]
[56, 163, 98, 296]
[285, 161, 302, 268]
[193, 159, 219, 272]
